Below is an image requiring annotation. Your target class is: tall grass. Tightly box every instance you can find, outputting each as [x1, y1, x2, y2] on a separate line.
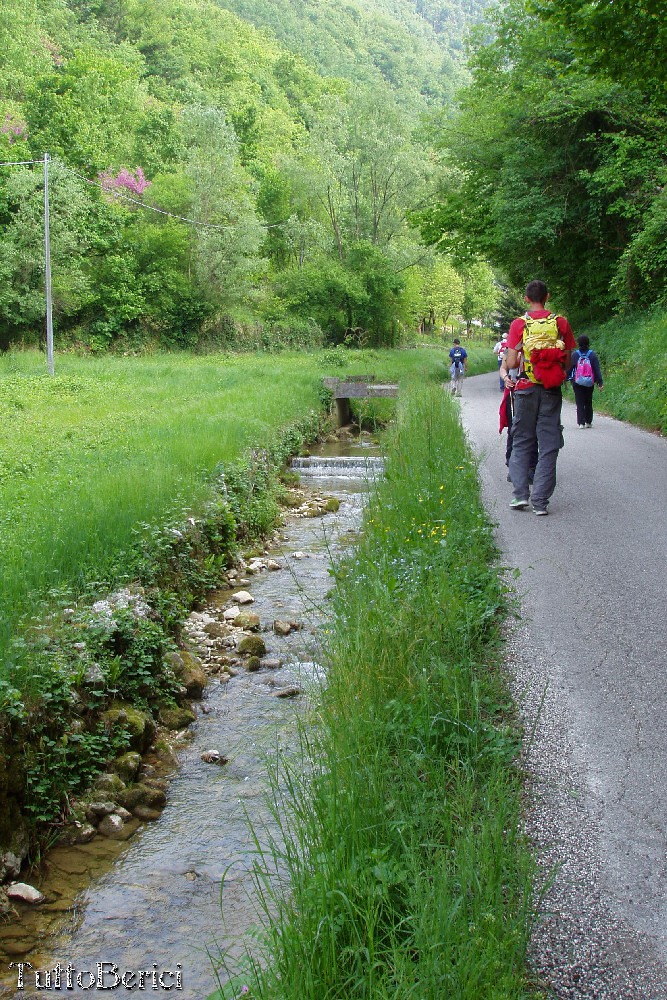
[218, 381, 537, 999]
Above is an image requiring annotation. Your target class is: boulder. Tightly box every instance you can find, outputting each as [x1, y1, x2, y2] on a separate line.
[0, 850, 21, 883]
[231, 591, 254, 605]
[273, 619, 292, 637]
[324, 497, 341, 512]
[158, 705, 196, 730]
[245, 656, 261, 672]
[223, 606, 240, 621]
[202, 622, 229, 640]
[97, 814, 128, 840]
[6, 883, 45, 905]
[120, 783, 167, 813]
[166, 651, 207, 699]
[110, 752, 142, 784]
[93, 772, 126, 798]
[234, 611, 260, 631]
[102, 702, 156, 753]
[133, 806, 162, 822]
[265, 559, 281, 571]
[85, 801, 117, 824]
[237, 635, 266, 657]
[55, 822, 96, 847]
[83, 662, 105, 689]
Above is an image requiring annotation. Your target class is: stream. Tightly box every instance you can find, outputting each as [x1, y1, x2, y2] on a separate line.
[0, 441, 382, 1000]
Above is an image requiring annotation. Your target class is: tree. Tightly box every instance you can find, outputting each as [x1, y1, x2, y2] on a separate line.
[182, 106, 265, 310]
[299, 89, 431, 261]
[422, 0, 667, 314]
[461, 261, 497, 334]
[531, 0, 667, 92]
[423, 258, 464, 335]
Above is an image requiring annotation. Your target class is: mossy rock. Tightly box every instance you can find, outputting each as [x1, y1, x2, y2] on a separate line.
[102, 702, 156, 753]
[158, 705, 196, 730]
[93, 772, 126, 799]
[234, 611, 260, 631]
[245, 656, 261, 672]
[166, 650, 207, 699]
[109, 752, 142, 785]
[237, 635, 266, 657]
[119, 783, 166, 813]
[324, 497, 340, 512]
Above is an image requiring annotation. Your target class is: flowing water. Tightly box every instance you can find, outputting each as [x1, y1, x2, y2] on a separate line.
[0, 441, 383, 1000]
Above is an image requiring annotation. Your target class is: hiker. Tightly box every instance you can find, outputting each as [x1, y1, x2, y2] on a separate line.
[499, 279, 575, 515]
[568, 334, 603, 428]
[500, 364, 538, 483]
[449, 338, 467, 396]
[493, 334, 508, 390]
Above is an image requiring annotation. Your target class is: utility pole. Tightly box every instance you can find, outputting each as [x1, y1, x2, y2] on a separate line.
[44, 152, 54, 376]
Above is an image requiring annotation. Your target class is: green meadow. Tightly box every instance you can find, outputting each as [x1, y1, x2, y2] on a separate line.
[0, 344, 495, 682]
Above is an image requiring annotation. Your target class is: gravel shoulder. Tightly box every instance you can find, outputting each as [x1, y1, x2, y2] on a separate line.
[459, 372, 667, 999]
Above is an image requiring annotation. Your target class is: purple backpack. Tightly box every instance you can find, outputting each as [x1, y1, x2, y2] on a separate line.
[574, 350, 594, 387]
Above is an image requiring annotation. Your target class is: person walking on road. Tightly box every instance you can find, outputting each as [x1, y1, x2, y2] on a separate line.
[449, 338, 468, 396]
[493, 334, 508, 390]
[499, 280, 575, 515]
[569, 334, 603, 428]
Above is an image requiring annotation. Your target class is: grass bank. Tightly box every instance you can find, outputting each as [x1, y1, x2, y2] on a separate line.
[575, 306, 667, 434]
[219, 381, 537, 999]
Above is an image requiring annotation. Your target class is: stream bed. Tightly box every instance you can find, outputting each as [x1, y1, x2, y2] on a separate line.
[0, 441, 382, 1000]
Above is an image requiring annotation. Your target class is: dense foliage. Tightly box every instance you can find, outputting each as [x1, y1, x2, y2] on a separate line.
[423, 0, 667, 318]
[0, 0, 491, 352]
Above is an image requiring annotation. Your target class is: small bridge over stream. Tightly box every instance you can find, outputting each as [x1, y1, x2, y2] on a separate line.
[322, 375, 399, 426]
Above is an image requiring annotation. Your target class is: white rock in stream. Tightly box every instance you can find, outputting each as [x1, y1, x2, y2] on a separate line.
[98, 814, 127, 839]
[265, 559, 281, 571]
[6, 883, 45, 905]
[223, 606, 241, 620]
[292, 551, 308, 560]
[232, 590, 254, 604]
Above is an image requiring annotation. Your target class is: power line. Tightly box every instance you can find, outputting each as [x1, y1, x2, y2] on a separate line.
[57, 161, 287, 230]
[0, 159, 43, 166]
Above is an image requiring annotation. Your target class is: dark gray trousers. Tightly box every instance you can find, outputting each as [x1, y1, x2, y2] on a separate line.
[508, 385, 564, 508]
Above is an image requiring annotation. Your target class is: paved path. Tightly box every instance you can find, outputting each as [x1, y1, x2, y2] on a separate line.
[460, 372, 667, 998]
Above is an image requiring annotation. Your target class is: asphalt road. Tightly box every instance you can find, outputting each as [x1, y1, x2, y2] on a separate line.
[459, 371, 667, 997]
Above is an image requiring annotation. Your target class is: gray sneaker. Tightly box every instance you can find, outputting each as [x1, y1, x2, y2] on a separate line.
[533, 506, 548, 516]
[509, 498, 529, 510]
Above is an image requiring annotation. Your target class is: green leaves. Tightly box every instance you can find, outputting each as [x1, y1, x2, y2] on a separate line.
[427, 0, 667, 313]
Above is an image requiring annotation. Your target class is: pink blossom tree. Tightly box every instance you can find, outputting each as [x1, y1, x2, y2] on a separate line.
[98, 166, 151, 196]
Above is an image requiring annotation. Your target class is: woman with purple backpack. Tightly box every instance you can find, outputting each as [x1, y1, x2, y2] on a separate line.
[569, 334, 603, 428]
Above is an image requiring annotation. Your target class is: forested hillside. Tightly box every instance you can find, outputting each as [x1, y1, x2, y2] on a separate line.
[422, 0, 667, 320]
[0, 0, 497, 353]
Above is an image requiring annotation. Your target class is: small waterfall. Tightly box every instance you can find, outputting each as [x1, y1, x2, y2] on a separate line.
[291, 455, 384, 477]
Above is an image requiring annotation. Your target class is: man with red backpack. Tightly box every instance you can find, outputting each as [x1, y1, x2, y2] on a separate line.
[499, 280, 575, 515]
[569, 334, 603, 428]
